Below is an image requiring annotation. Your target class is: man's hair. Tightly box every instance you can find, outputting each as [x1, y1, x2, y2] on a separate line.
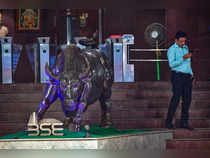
[175, 31, 187, 39]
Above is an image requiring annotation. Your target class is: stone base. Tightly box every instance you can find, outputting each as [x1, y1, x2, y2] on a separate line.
[0, 130, 173, 150]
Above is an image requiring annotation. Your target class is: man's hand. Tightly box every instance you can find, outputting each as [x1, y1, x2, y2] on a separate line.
[191, 75, 198, 87]
[183, 53, 192, 60]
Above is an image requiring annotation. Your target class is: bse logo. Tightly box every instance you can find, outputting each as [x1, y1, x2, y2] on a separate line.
[28, 122, 64, 136]
[27, 113, 64, 136]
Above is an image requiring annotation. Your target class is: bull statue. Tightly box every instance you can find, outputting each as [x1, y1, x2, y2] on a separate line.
[36, 45, 113, 131]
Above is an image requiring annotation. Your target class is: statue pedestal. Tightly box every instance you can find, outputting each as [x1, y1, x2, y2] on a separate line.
[0, 130, 172, 150]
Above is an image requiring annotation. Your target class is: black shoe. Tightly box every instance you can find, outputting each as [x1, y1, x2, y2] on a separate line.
[166, 123, 176, 129]
[180, 124, 194, 130]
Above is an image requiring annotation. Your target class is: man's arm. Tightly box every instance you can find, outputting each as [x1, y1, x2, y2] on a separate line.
[167, 48, 184, 68]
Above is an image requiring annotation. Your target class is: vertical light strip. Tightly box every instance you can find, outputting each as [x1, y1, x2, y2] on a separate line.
[156, 53, 160, 81]
[156, 40, 160, 81]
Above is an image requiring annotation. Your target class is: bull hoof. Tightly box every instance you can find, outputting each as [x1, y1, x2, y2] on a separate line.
[102, 125, 111, 128]
[63, 117, 73, 129]
[75, 124, 81, 132]
[67, 123, 81, 132]
[67, 123, 75, 131]
[84, 124, 90, 138]
[100, 121, 113, 128]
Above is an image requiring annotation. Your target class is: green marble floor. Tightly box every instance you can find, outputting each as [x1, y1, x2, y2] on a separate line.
[0, 126, 152, 139]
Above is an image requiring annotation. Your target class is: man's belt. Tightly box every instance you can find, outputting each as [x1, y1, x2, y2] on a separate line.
[172, 71, 191, 77]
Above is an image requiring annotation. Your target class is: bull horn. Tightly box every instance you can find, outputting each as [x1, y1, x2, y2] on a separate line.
[45, 63, 59, 81]
[79, 56, 90, 79]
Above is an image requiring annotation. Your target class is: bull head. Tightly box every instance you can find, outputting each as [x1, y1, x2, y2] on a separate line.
[45, 45, 91, 113]
[45, 55, 90, 82]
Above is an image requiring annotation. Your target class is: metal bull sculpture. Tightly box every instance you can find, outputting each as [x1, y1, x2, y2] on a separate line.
[36, 45, 113, 131]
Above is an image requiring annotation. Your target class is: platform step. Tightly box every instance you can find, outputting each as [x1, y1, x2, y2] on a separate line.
[166, 139, 210, 149]
[0, 90, 209, 103]
[112, 118, 210, 129]
[112, 99, 210, 109]
[1, 101, 210, 119]
[113, 81, 210, 90]
[111, 109, 210, 119]
[0, 83, 45, 93]
[0, 82, 209, 93]
[125, 90, 210, 100]
[174, 129, 210, 139]
[0, 123, 26, 137]
[0, 93, 43, 102]
[0, 99, 210, 115]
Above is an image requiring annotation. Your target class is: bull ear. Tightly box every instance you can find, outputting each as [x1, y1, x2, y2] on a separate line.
[45, 63, 59, 81]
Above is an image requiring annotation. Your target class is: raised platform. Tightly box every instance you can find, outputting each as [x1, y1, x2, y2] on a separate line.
[1, 81, 209, 150]
[0, 130, 173, 149]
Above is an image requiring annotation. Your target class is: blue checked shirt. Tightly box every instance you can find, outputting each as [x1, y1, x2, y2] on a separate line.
[167, 43, 193, 76]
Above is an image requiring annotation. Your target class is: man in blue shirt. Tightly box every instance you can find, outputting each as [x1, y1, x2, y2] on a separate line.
[166, 31, 194, 130]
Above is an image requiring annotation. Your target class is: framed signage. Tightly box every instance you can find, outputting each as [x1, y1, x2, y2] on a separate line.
[17, 9, 40, 31]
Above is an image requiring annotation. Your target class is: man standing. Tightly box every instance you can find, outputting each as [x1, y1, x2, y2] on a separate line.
[166, 31, 194, 130]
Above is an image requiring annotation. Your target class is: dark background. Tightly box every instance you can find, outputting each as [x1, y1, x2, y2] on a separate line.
[1, 8, 210, 82]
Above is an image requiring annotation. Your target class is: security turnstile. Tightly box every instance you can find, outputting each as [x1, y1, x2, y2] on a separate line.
[113, 42, 123, 82]
[37, 37, 50, 83]
[0, 37, 13, 84]
[110, 34, 135, 82]
[122, 34, 134, 82]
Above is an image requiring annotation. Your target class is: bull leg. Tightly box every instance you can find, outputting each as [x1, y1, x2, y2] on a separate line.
[61, 99, 87, 131]
[63, 111, 76, 129]
[64, 102, 86, 132]
[70, 81, 90, 131]
[99, 87, 113, 128]
[63, 81, 90, 131]
[36, 84, 58, 121]
[73, 103, 86, 131]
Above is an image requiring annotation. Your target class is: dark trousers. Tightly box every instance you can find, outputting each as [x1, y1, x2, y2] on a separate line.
[166, 71, 193, 126]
